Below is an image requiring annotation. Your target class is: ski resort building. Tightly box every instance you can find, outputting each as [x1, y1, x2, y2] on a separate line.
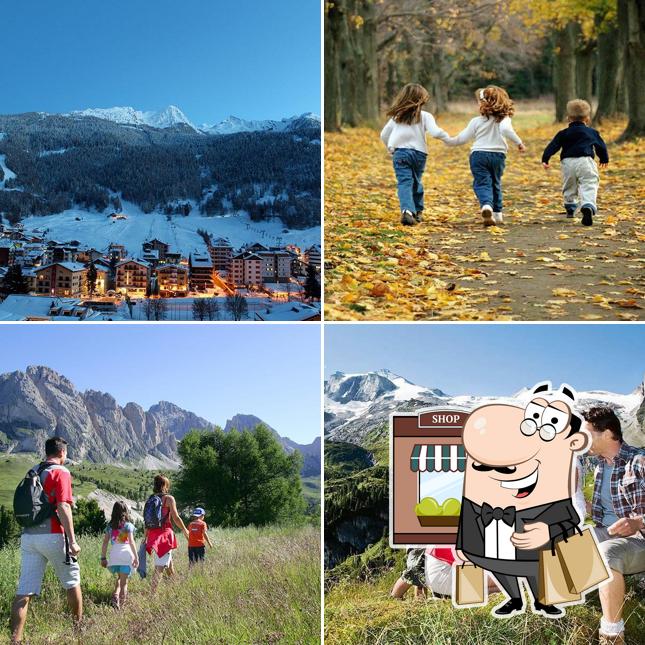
[115, 259, 150, 295]
[304, 244, 321, 269]
[0, 295, 104, 321]
[189, 251, 214, 290]
[35, 262, 87, 297]
[209, 237, 234, 272]
[155, 264, 189, 296]
[143, 238, 170, 260]
[229, 251, 263, 287]
[255, 249, 295, 283]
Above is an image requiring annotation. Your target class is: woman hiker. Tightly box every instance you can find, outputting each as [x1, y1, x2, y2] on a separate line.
[143, 474, 189, 593]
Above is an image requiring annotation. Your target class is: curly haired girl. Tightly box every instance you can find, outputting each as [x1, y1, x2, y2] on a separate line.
[444, 86, 526, 226]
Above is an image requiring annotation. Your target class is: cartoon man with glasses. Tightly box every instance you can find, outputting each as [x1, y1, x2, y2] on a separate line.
[455, 382, 590, 618]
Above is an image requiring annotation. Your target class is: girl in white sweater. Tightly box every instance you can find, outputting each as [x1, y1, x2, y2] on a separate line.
[444, 86, 525, 226]
[380, 83, 449, 226]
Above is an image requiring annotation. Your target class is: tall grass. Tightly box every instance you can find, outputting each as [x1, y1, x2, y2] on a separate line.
[325, 565, 645, 645]
[1, 525, 320, 644]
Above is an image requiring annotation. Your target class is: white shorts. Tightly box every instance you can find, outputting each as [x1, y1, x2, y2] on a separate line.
[424, 556, 453, 597]
[154, 550, 172, 567]
[17, 533, 81, 596]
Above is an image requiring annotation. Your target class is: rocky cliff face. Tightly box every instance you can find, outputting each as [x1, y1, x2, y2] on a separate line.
[0, 366, 200, 462]
[148, 401, 213, 440]
[0, 367, 321, 471]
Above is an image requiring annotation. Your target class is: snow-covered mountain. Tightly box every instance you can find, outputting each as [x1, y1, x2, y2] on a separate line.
[67, 105, 196, 130]
[62, 106, 320, 135]
[325, 370, 449, 444]
[324, 370, 645, 448]
[200, 112, 320, 135]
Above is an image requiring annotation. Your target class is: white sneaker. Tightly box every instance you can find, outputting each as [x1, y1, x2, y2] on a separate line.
[492, 212, 504, 225]
[481, 205, 493, 226]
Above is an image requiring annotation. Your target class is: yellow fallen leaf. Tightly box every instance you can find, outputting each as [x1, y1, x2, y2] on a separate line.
[552, 288, 577, 297]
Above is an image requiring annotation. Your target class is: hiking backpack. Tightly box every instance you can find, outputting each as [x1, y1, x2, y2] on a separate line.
[13, 463, 55, 528]
[143, 494, 164, 529]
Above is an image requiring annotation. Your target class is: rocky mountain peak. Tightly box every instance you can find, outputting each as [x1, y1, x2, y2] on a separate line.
[25, 364, 76, 393]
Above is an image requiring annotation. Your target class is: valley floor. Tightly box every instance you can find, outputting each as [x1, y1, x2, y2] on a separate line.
[325, 107, 644, 320]
[1, 525, 320, 644]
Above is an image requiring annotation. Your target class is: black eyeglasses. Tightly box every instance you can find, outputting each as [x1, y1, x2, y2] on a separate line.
[520, 418, 557, 442]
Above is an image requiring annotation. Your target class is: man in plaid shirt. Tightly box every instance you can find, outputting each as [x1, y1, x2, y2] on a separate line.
[583, 407, 645, 645]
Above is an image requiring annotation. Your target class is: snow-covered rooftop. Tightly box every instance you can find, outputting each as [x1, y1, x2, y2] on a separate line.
[39, 262, 87, 273]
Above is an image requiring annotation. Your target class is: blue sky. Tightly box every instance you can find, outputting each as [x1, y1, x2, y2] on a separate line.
[0, 325, 321, 443]
[325, 324, 645, 395]
[1, 0, 320, 124]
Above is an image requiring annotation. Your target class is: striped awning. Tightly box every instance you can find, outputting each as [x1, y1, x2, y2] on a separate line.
[410, 444, 466, 472]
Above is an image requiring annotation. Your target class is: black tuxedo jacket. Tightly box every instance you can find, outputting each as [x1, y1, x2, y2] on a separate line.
[456, 497, 580, 562]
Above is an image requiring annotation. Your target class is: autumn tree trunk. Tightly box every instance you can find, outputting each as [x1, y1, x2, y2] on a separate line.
[594, 23, 625, 123]
[553, 22, 578, 121]
[575, 35, 596, 107]
[324, 1, 343, 132]
[324, 0, 379, 131]
[420, 47, 449, 114]
[619, 0, 645, 139]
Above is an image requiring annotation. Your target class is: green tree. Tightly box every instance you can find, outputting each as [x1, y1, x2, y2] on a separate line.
[192, 298, 208, 321]
[176, 426, 306, 527]
[86, 261, 98, 296]
[0, 505, 21, 548]
[304, 265, 321, 301]
[74, 499, 106, 535]
[3, 264, 30, 294]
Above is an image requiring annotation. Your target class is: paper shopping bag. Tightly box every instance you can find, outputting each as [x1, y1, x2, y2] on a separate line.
[538, 547, 582, 605]
[454, 563, 485, 606]
[556, 527, 611, 594]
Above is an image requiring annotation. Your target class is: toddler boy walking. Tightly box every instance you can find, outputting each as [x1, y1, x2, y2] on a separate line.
[542, 99, 609, 226]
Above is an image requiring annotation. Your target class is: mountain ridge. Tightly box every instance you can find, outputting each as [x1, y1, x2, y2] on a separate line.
[0, 366, 320, 475]
[61, 105, 320, 135]
[325, 370, 645, 447]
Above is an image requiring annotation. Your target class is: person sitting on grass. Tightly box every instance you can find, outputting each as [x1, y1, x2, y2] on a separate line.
[442, 86, 525, 227]
[583, 407, 644, 645]
[187, 507, 213, 566]
[380, 83, 450, 227]
[542, 99, 609, 226]
[391, 547, 499, 599]
[101, 501, 139, 609]
[391, 548, 428, 599]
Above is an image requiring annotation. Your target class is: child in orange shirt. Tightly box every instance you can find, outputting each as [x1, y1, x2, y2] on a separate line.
[187, 507, 213, 565]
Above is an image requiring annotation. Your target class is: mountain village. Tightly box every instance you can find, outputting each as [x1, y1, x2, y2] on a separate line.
[0, 221, 321, 321]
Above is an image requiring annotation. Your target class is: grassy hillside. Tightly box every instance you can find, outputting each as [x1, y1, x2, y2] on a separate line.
[324, 441, 373, 479]
[302, 475, 321, 506]
[1, 525, 320, 644]
[1, 455, 319, 517]
[324, 439, 644, 643]
[0, 456, 151, 508]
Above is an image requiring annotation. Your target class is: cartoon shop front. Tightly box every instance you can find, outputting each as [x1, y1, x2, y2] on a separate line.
[390, 408, 469, 547]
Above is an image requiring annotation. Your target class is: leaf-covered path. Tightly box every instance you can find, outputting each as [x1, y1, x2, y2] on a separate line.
[324, 110, 644, 320]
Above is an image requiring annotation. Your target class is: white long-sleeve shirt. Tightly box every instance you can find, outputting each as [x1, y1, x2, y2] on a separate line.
[380, 111, 448, 154]
[444, 116, 522, 154]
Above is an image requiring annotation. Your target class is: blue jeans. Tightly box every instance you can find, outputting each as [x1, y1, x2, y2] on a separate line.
[392, 148, 427, 213]
[469, 151, 506, 212]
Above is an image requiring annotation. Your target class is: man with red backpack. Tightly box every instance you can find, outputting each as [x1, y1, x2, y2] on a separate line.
[10, 437, 82, 644]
